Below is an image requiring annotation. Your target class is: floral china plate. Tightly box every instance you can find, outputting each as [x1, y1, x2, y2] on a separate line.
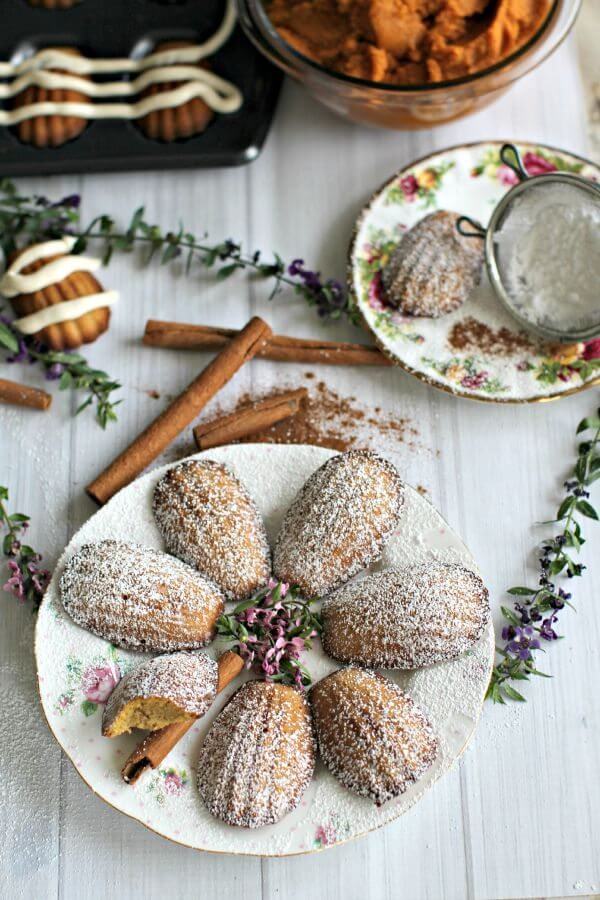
[350, 140, 600, 403]
[36, 443, 494, 856]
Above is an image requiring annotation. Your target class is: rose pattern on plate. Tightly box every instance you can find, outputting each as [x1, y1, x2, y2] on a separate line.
[471, 146, 585, 185]
[385, 160, 455, 209]
[422, 356, 507, 394]
[54, 645, 126, 718]
[314, 815, 351, 849]
[146, 767, 189, 805]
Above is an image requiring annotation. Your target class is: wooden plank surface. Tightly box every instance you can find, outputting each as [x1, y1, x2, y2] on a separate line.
[0, 6, 599, 898]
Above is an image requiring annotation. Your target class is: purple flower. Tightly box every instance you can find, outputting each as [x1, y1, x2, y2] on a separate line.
[505, 625, 541, 660]
[45, 362, 65, 381]
[55, 194, 81, 209]
[539, 616, 559, 641]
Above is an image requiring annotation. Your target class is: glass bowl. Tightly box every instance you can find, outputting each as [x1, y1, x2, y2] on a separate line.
[236, 0, 581, 129]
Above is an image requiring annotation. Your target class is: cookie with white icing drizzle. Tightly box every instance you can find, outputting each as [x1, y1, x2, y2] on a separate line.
[60, 540, 225, 652]
[1, 236, 117, 351]
[321, 562, 490, 668]
[138, 41, 214, 141]
[197, 680, 315, 828]
[273, 449, 404, 597]
[310, 667, 438, 806]
[153, 459, 271, 602]
[102, 651, 218, 737]
[11, 47, 88, 147]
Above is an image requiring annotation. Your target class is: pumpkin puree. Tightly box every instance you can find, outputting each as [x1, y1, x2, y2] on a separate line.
[266, 0, 553, 84]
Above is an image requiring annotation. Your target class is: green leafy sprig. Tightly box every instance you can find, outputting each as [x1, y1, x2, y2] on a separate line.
[487, 409, 600, 703]
[0, 318, 122, 429]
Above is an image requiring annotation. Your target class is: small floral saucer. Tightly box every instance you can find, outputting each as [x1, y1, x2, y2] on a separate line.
[350, 140, 600, 403]
[36, 444, 493, 856]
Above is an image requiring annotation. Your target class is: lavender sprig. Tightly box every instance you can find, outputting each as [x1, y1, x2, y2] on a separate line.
[487, 408, 600, 703]
[216, 579, 322, 688]
[0, 316, 121, 428]
[0, 485, 49, 610]
[75, 209, 356, 323]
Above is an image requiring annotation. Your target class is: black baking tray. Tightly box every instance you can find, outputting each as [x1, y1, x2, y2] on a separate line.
[0, 0, 282, 175]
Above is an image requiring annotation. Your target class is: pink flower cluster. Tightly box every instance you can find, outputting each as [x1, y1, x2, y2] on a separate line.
[229, 580, 319, 688]
[3, 554, 49, 604]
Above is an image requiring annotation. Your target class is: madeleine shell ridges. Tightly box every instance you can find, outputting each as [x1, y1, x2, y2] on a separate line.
[197, 680, 315, 828]
[273, 449, 404, 597]
[152, 459, 271, 602]
[102, 651, 218, 737]
[381, 210, 483, 318]
[322, 561, 490, 669]
[59, 539, 225, 652]
[310, 667, 438, 806]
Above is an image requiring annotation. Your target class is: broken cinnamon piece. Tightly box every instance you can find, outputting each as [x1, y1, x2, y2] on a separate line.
[0, 378, 52, 410]
[193, 388, 307, 450]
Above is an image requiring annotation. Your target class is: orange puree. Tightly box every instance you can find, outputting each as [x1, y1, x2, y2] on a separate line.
[266, 0, 553, 84]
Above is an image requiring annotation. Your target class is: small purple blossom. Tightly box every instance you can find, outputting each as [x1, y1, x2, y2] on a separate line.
[504, 625, 541, 661]
[45, 362, 65, 381]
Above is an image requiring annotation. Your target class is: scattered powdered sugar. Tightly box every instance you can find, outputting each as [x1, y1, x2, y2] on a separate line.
[310, 667, 438, 805]
[494, 181, 600, 332]
[59, 539, 224, 652]
[102, 651, 218, 735]
[152, 458, 270, 602]
[322, 562, 490, 669]
[273, 449, 405, 597]
[197, 680, 315, 828]
[37, 444, 494, 855]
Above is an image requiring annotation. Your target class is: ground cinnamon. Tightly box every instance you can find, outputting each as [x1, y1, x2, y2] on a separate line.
[86, 316, 272, 505]
[448, 316, 538, 356]
[0, 378, 52, 410]
[121, 650, 244, 785]
[193, 388, 307, 450]
[143, 319, 391, 367]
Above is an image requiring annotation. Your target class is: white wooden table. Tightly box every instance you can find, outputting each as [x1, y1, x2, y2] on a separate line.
[1, 4, 599, 897]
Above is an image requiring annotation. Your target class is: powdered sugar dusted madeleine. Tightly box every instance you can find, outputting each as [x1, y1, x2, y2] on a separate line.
[322, 562, 490, 669]
[197, 680, 315, 828]
[153, 459, 270, 602]
[273, 450, 404, 597]
[59, 540, 224, 652]
[102, 651, 218, 737]
[310, 667, 438, 806]
[12, 48, 88, 148]
[8, 246, 111, 351]
[381, 211, 483, 318]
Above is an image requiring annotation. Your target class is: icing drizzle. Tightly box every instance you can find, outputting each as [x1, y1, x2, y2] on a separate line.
[0, 0, 242, 125]
[0, 236, 119, 334]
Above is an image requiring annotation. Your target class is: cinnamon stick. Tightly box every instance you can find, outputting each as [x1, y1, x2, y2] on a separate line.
[143, 319, 391, 367]
[121, 650, 244, 785]
[0, 378, 52, 410]
[86, 316, 272, 505]
[193, 388, 307, 450]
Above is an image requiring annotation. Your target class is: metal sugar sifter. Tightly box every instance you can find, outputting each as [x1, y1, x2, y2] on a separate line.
[456, 143, 600, 344]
